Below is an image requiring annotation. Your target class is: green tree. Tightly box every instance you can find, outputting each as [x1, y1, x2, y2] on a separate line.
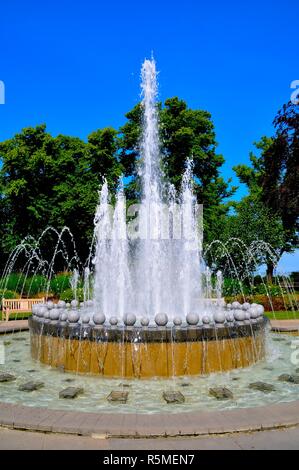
[119, 97, 235, 242]
[0, 124, 54, 255]
[0, 124, 121, 269]
[87, 127, 122, 192]
[217, 197, 284, 281]
[50, 128, 121, 261]
[234, 101, 299, 280]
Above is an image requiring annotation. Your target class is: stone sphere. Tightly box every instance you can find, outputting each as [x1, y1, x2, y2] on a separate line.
[57, 300, 66, 308]
[242, 302, 251, 311]
[173, 317, 182, 326]
[232, 301, 241, 309]
[256, 304, 264, 316]
[67, 310, 80, 323]
[33, 305, 40, 316]
[140, 317, 150, 327]
[245, 311, 251, 320]
[109, 316, 118, 326]
[234, 309, 245, 321]
[226, 303, 232, 310]
[86, 300, 93, 307]
[249, 307, 259, 319]
[213, 311, 226, 324]
[81, 314, 90, 324]
[202, 315, 211, 324]
[32, 304, 38, 314]
[50, 308, 60, 321]
[66, 303, 71, 309]
[60, 312, 68, 322]
[123, 313, 136, 326]
[155, 313, 168, 327]
[71, 300, 79, 308]
[44, 310, 50, 320]
[35, 305, 44, 316]
[186, 313, 199, 325]
[80, 302, 85, 308]
[38, 306, 48, 318]
[226, 313, 234, 322]
[47, 301, 54, 310]
[93, 313, 106, 325]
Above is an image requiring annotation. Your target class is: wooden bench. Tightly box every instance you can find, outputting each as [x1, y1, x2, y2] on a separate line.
[1, 298, 45, 322]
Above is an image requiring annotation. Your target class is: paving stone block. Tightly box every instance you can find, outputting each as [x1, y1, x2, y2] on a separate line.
[59, 387, 84, 399]
[107, 391, 128, 403]
[162, 391, 185, 404]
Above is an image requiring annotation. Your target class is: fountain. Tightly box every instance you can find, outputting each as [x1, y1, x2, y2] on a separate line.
[29, 59, 266, 377]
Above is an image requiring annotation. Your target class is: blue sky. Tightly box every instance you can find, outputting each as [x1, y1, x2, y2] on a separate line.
[0, 0, 298, 272]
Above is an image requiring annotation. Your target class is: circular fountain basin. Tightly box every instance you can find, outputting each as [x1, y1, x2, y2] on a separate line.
[1, 329, 298, 416]
[29, 316, 267, 378]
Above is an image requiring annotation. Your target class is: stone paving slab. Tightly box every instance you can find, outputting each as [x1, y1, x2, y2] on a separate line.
[0, 320, 29, 334]
[52, 411, 94, 434]
[34, 410, 69, 432]
[271, 319, 299, 332]
[2, 426, 299, 450]
[76, 412, 105, 437]
[1, 400, 299, 437]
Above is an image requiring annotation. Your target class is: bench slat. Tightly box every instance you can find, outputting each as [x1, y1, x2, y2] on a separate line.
[1, 298, 45, 322]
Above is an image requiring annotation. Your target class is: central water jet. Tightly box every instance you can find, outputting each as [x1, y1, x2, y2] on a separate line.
[93, 58, 203, 323]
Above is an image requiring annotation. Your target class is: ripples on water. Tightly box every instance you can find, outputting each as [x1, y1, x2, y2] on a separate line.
[0, 331, 298, 415]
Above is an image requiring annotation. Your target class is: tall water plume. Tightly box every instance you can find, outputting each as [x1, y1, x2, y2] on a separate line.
[93, 58, 203, 322]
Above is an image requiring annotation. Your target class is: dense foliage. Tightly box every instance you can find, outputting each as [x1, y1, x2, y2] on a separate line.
[119, 97, 236, 244]
[231, 101, 299, 280]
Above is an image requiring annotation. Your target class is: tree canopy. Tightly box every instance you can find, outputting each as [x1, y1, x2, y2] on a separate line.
[119, 97, 236, 244]
[0, 125, 121, 266]
[229, 101, 299, 280]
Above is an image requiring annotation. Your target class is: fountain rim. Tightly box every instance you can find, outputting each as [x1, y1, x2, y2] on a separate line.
[29, 315, 267, 343]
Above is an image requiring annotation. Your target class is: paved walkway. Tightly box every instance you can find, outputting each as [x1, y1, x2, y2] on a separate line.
[271, 319, 299, 333]
[0, 320, 29, 334]
[0, 425, 299, 450]
[1, 400, 299, 438]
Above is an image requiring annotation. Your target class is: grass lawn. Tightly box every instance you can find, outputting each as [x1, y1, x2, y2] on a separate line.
[0, 311, 32, 321]
[265, 311, 299, 320]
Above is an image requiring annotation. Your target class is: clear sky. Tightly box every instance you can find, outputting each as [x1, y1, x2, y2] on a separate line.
[0, 0, 298, 272]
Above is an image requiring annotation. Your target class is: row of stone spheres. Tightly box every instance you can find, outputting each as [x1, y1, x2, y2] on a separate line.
[32, 300, 265, 328]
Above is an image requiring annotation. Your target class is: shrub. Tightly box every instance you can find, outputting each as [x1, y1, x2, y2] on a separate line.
[23, 275, 47, 297]
[60, 288, 84, 303]
[50, 274, 72, 296]
[251, 284, 288, 297]
[225, 293, 299, 311]
[0, 289, 19, 300]
[1, 273, 26, 294]
[222, 278, 250, 297]
[0, 290, 19, 309]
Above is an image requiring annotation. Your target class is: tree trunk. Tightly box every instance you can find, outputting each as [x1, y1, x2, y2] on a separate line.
[266, 263, 274, 284]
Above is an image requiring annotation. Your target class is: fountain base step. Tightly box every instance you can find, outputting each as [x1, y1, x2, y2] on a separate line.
[29, 317, 266, 378]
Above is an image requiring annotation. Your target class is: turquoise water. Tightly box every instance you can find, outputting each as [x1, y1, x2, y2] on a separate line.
[0, 330, 298, 414]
